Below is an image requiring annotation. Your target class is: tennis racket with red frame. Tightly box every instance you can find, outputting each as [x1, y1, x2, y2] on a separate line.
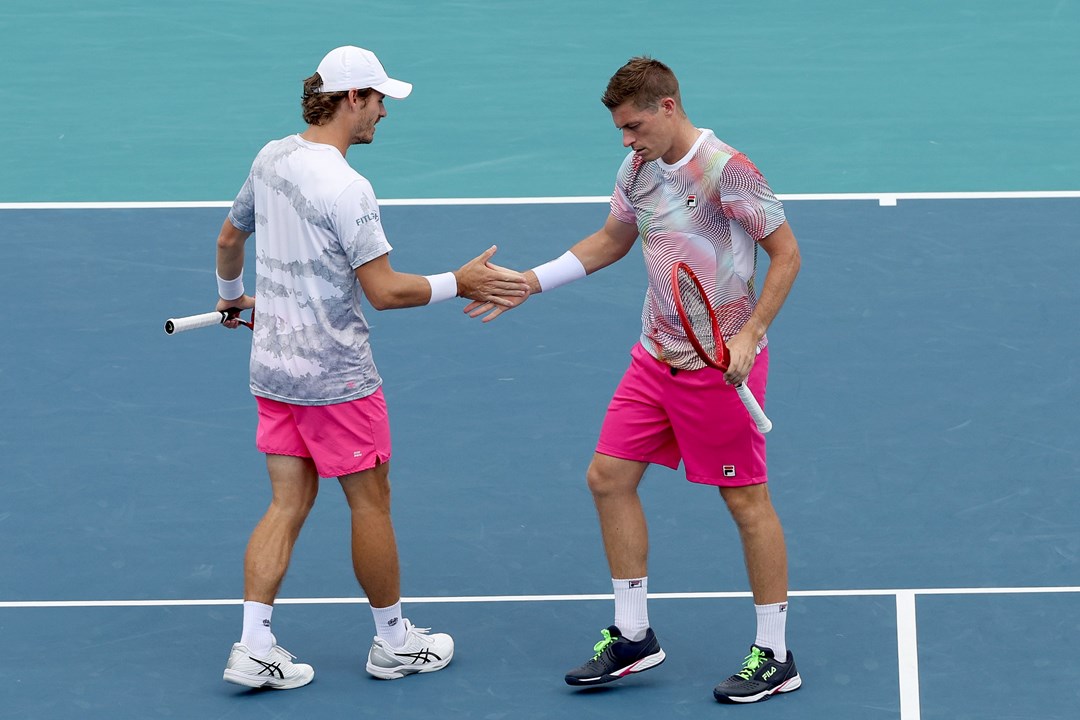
[670, 262, 773, 433]
[164, 307, 253, 335]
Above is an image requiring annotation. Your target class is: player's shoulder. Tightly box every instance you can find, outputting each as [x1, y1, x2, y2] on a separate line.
[254, 134, 302, 160]
[695, 130, 741, 165]
[698, 131, 768, 183]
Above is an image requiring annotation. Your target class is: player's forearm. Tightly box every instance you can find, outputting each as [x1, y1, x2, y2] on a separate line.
[530, 229, 634, 294]
[365, 272, 438, 310]
[570, 226, 636, 275]
[744, 245, 800, 343]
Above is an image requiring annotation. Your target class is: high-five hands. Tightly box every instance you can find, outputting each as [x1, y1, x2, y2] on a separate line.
[454, 246, 529, 309]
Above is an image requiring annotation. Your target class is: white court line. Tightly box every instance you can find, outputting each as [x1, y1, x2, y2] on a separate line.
[3, 585, 1078, 609]
[896, 591, 922, 720]
[5, 585, 1073, 720]
[0, 190, 1079, 211]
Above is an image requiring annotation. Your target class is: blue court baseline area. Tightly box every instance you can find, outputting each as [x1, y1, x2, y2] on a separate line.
[0, 195, 1078, 719]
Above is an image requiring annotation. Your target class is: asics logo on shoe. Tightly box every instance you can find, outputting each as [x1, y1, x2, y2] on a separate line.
[394, 649, 443, 664]
[248, 657, 284, 678]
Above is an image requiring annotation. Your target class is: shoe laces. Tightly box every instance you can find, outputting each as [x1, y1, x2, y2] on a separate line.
[396, 622, 434, 649]
[591, 628, 616, 660]
[736, 646, 768, 680]
[406, 623, 433, 638]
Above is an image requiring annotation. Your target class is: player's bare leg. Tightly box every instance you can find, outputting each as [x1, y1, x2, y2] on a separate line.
[713, 483, 800, 704]
[564, 454, 665, 687]
[338, 461, 400, 607]
[224, 454, 318, 690]
[718, 483, 788, 604]
[244, 454, 320, 603]
[341, 462, 455, 680]
[586, 453, 650, 578]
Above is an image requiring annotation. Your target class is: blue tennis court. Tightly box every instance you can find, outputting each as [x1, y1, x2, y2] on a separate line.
[2, 2, 1078, 718]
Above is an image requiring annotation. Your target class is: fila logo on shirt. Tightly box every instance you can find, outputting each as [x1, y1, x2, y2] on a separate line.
[686, 194, 697, 208]
[723, 465, 736, 477]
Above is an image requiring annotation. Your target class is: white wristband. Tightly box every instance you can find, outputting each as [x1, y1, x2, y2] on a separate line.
[216, 272, 244, 301]
[531, 251, 586, 292]
[424, 271, 458, 305]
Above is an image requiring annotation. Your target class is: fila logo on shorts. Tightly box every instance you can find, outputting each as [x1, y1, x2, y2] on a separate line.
[723, 465, 736, 477]
[686, 194, 697, 207]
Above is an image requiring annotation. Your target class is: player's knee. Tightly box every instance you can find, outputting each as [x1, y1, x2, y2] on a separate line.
[585, 463, 629, 497]
[720, 486, 775, 526]
[266, 496, 316, 527]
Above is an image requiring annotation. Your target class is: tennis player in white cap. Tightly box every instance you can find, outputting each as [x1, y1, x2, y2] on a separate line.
[216, 46, 527, 690]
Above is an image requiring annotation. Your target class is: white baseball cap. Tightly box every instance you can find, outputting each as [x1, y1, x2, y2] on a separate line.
[315, 45, 412, 99]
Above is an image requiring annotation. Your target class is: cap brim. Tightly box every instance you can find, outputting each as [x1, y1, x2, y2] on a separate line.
[373, 77, 412, 99]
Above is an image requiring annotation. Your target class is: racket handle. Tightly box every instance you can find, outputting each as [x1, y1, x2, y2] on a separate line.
[164, 311, 227, 335]
[735, 383, 773, 434]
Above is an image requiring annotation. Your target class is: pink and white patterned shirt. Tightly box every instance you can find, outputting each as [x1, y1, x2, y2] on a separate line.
[610, 129, 786, 370]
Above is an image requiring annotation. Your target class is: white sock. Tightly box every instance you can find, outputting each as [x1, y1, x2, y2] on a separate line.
[241, 600, 274, 655]
[613, 577, 649, 642]
[371, 601, 407, 648]
[754, 601, 789, 662]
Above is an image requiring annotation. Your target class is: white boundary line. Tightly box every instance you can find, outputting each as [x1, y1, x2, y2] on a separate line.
[5, 586, 1075, 718]
[0, 190, 1078, 211]
[3, 585, 1077, 609]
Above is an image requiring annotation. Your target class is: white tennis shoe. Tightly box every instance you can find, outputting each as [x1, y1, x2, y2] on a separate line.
[223, 636, 314, 689]
[365, 619, 454, 679]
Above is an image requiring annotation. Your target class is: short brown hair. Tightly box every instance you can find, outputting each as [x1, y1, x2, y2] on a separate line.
[601, 56, 681, 111]
[300, 73, 375, 125]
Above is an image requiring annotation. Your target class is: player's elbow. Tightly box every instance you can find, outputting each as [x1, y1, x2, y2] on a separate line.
[787, 245, 802, 276]
[364, 288, 395, 311]
[217, 224, 247, 252]
[772, 238, 801, 277]
[363, 282, 412, 311]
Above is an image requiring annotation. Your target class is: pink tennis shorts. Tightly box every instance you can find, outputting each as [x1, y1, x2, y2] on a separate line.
[596, 343, 769, 487]
[255, 388, 392, 478]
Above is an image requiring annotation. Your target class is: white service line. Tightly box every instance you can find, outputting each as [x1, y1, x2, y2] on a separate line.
[1, 191, 1078, 211]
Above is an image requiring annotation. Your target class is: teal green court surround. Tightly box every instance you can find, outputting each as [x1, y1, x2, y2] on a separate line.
[1, 0, 1077, 203]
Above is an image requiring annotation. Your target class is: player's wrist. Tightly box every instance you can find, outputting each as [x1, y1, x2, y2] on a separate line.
[216, 272, 244, 301]
[424, 271, 458, 305]
[743, 317, 767, 343]
[530, 251, 586, 292]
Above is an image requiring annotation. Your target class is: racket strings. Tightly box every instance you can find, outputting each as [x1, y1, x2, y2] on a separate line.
[676, 270, 719, 356]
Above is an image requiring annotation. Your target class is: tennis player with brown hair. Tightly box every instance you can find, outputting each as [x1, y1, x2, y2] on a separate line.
[215, 45, 527, 689]
[468, 56, 802, 703]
